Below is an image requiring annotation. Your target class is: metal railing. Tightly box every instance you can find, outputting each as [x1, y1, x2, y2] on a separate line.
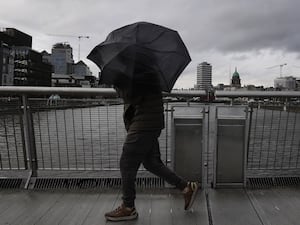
[247, 102, 300, 177]
[0, 86, 300, 188]
[0, 88, 188, 179]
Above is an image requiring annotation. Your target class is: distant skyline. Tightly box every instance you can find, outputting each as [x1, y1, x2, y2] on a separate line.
[1, 0, 300, 88]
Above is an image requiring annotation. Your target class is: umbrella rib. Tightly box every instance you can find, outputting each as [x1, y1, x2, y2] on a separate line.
[136, 44, 185, 55]
[137, 27, 177, 44]
[161, 72, 170, 91]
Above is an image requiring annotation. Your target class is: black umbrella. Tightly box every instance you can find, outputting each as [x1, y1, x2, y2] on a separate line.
[87, 21, 191, 92]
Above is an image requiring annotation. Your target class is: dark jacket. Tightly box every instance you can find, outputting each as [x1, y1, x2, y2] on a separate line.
[116, 87, 165, 132]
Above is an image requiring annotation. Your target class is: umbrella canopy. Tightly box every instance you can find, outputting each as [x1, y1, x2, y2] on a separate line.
[87, 21, 191, 92]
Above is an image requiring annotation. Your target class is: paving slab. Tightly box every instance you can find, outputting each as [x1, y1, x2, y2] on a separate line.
[247, 188, 300, 225]
[209, 189, 263, 225]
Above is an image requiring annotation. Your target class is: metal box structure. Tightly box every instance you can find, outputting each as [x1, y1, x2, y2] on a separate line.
[171, 106, 205, 184]
[214, 106, 248, 188]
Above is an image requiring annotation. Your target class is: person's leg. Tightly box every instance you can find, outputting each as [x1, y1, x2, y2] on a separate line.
[142, 130, 199, 210]
[142, 131, 187, 190]
[105, 131, 146, 221]
[120, 132, 144, 208]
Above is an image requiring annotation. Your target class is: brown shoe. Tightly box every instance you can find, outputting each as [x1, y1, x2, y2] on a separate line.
[183, 182, 199, 210]
[105, 204, 138, 221]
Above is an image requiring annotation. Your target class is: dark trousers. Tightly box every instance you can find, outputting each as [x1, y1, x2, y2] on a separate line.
[120, 130, 187, 207]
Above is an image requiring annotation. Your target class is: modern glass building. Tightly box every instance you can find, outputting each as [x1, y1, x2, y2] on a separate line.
[51, 43, 74, 75]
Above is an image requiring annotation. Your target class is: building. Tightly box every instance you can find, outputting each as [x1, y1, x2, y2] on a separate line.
[48, 45, 96, 87]
[50, 59, 95, 87]
[0, 28, 52, 86]
[274, 76, 296, 90]
[41, 50, 52, 65]
[195, 62, 212, 90]
[13, 47, 52, 86]
[43, 42, 96, 87]
[51, 43, 74, 74]
[0, 42, 14, 85]
[0, 28, 32, 48]
[231, 67, 241, 88]
[52, 74, 78, 87]
[73, 60, 92, 77]
[51, 61, 95, 87]
[0, 29, 20, 86]
[51, 74, 94, 88]
[296, 77, 300, 90]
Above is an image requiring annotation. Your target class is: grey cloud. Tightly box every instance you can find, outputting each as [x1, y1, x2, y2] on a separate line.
[4, 0, 300, 55]
[188, 0, 300, 54]
[230, 54, 249, 61]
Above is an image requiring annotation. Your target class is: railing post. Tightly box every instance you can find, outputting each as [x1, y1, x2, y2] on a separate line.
[246, 105, 254, 165]
[283, 97, 288, 111]
[21, 95, 38, 180]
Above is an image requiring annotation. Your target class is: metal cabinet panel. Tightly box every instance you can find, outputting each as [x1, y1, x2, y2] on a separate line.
[216, 119, 245, 183]
[174, 118, 202, 182]
[214, 106, 248, 188]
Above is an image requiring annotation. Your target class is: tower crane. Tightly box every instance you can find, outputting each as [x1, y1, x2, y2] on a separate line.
[47, 34, 90, 61]
[266, 63, 287, 77]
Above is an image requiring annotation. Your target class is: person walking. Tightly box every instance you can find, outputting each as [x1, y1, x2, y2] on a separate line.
[104, 72, 199, 222]
[87, 22, 197, 222]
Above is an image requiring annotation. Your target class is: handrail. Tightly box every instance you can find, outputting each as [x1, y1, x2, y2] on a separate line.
[0, 86, 299, 98]
[0, 86, 117, 97]
[215, 90, 300, 98]
[0, 86, 207, 97]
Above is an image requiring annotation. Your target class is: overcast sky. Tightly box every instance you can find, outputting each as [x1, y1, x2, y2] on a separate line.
[1, 0, 300, 88]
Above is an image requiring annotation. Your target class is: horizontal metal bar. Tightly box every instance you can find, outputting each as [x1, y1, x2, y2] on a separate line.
[164, 90, 207, 97]
[215, 90, 300, 98]
[0, 86, 208, 97]
[0, 87, 299, 98]
[0, 86, 117, 97]
[175, 124, 202, 126]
